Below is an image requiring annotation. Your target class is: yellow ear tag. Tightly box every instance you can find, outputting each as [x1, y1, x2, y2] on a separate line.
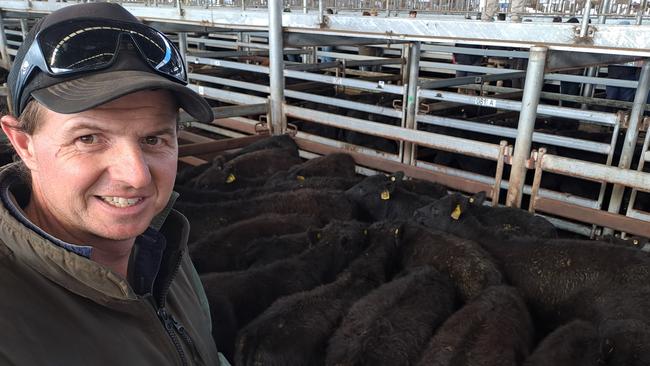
[363, 229, 368, 236]
[296, 175, 305, 181]
[451, 204, 462, 220]
[469, 197, 475, 203]
[226, 174, 236, 184]
[633, 239, 639, 246]
[394, 228, 400, 236]
[390, 176, 397, 182]
[381, 190, 391, 200]
[316, 232, 321, 240]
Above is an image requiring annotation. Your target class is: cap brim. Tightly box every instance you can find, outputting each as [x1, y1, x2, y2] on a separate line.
[31, 70, 214, 123]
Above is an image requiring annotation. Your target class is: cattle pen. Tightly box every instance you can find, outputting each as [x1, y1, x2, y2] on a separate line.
[1, 3, 650, 237]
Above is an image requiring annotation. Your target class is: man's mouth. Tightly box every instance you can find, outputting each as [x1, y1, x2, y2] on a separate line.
[99, 196, 143, 208]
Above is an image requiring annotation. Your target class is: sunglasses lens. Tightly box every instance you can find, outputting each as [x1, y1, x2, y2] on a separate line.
[40, 23, 120, 73]
[130, 30, 185, 80]
[37, 20, 185, 81]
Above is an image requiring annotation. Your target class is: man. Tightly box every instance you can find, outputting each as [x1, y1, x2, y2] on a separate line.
[0, 3, 229, 365]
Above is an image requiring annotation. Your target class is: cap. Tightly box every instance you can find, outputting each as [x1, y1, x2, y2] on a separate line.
[7, 3, 214, 123]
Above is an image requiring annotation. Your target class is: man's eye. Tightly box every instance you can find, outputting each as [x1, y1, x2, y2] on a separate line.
[143, 136, 160, 145]
[77, 135, 97, 144]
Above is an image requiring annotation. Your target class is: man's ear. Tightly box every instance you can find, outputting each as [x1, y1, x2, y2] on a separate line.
[1, 115, 37, 170]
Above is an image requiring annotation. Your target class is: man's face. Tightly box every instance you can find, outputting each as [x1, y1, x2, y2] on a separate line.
[21, 90, 178, 244]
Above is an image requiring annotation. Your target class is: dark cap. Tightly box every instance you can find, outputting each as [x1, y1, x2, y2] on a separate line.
[7, 3, 214, 123]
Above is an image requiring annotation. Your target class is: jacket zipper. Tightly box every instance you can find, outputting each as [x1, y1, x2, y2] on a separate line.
[157, 307, 189, 366]
[153, 250, 202, 366]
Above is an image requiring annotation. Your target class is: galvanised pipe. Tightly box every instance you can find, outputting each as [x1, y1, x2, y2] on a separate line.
[506, 46, 548, 208]
[19, 18, 28, 39]
[607, 60, 650, 215]
[177, 32, 189, 74]
[637, 0, 647, 24]
[0, 15, 10, 71]
[402, 41, 421, 165]
[625, 121, 650, 221]
[542, 153, 650, 192]
[580, 0, 593, 37]
[418, 88, 619, 125]
[416, 114, 611, 154]
[269, 0, 287, 134]
[598, 0, 612, 23]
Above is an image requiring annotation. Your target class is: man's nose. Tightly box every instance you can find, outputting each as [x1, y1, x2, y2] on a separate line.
[109, 142, 152, 189]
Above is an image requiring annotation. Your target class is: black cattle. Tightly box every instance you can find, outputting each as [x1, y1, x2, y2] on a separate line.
[189, 214, 324, 273]
[188, 147, 302, 190]
[345, 172, 434, 221]
[176, 188, 359, 240]
[399, 223, 503, 302]
[399, 177, 448, 200]
[325, 265, 457, 366]
[235, 221, 403, 366]
[599, 319, 650, 366]
[414, 192, 557, 241]
[415, 286, 534, 366]
[266, 153, 358, 184]
[215, 134, 299, 165]
[415, 194, 650, 331]
[201, 220, 368, 361]
[176, 175, 362, 205]
[523, 320, 602, 366]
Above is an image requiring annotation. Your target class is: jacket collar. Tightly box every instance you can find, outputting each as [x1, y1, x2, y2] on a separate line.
[0, 163, 189, 304]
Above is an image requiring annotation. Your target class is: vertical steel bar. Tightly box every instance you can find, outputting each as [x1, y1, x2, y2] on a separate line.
[402, 42, 421, 166]
[607, 60, 650, 215]
[269, 0, 287, 134]
[19, 19, 28, 40]
[592, 118, 620, 236]
[598, 0, 612, 23]
[0, 15, 9, 71]
[580, 0, 592, 37]
[580, 66, 598, 110]
[492, 140, 508, 206]
[505, 46, 548, 208]
[625, 118, 650, 218]
[177, 32, 189, 74]
[303, 0, 308, 13]
[319, 0, 324, 24]
[528, 148, 546, 213]
[636, 0, 647, 24]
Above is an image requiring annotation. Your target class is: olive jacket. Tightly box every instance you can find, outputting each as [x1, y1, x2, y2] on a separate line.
[0, 163, 225, 366]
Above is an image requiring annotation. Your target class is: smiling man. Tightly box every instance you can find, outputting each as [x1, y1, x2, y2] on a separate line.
[0, 3, 227, 365]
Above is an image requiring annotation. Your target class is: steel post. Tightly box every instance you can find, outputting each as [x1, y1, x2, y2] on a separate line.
[402, 42, 421, 166]
[268, 0, 286, 134]
[303, 0, 308, 13]
[19, 18, 28, 39]
[580, 66, 598, 110]
[319, 0, 324, 24]
[0, 15, 9, 71]
[606, 60, 650, 215]
[636, 0, 647, 24]
[598, 0, 612, 23]
[178, 32, 189, 73]
[580, 0, 592, 37]
[505, 46, 548, 208]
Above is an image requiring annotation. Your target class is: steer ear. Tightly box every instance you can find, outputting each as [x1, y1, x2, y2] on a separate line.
[469, 191, 487, 206]
[307, 228, 322, 246]
[387, 171, 405, 193]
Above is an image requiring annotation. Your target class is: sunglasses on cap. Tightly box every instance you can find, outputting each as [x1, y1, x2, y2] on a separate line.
[12, 19, 187, 116]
